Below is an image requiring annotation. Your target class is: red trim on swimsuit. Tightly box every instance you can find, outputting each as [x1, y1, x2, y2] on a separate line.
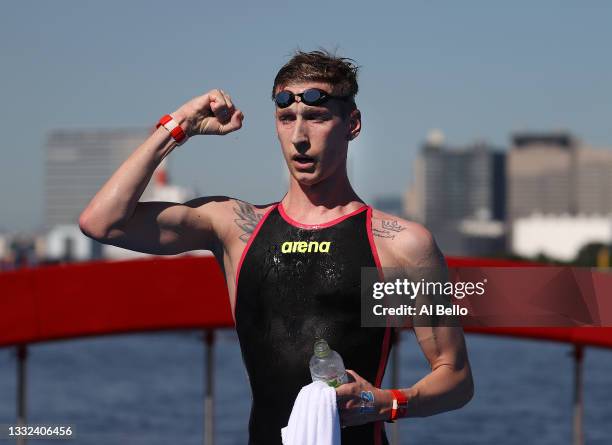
[278, 201, 368, 229]
[366, 206, 393, 445]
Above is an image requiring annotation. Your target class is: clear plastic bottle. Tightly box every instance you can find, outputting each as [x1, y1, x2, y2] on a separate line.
[309, 339, 348, 388]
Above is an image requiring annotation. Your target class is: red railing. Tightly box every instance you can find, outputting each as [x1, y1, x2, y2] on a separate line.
[0, 256, 232, 347]
[2, 256, 611, 347]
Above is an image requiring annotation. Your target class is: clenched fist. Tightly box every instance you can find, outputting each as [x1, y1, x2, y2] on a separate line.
[172, 89, 244, 137]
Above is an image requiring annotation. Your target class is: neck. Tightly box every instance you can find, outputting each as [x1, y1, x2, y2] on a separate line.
[282, 166, 364, 222]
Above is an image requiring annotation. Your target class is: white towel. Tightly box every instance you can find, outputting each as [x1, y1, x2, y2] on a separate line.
[281, 380, 341, 445]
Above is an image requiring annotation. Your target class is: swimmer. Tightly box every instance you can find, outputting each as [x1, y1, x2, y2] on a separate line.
[79, 50, 473, 444]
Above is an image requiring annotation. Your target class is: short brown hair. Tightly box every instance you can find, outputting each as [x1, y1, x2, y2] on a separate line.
[272, 49, 359, 116]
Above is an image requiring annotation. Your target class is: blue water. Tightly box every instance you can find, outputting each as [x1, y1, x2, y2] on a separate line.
[0, 330, 610, 445]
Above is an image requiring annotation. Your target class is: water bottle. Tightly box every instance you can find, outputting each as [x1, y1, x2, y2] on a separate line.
[309, 339, 348, 388]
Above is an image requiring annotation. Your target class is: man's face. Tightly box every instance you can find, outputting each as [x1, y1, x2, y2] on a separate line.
[274, 82, 359, 186]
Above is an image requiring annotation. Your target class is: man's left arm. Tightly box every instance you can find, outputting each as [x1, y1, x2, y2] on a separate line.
[336, 325, 474, 426]
[399, 324, 474, 417]
[336, 222, 474, 426]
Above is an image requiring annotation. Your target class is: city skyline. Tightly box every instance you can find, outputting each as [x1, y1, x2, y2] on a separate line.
[2, 1, 612, 231]
[44, 128, 152, 229]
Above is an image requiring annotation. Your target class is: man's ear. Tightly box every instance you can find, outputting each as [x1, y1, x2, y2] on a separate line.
[347, 109, 361, 141]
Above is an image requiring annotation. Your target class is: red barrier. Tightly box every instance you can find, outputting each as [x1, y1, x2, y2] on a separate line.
[1, 256, 611, 349]
[446, 257, 612, 348]
[0, 256, 232, 347]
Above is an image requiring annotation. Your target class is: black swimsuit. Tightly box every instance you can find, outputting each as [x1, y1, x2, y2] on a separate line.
[234, 202, 392, 445]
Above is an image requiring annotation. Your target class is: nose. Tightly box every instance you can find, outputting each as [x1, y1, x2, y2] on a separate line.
[291, 115, 309, 152]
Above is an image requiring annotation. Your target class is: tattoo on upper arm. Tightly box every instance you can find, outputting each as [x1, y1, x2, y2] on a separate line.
[373, 219, 406, 239]
[233, 201, 263, 243]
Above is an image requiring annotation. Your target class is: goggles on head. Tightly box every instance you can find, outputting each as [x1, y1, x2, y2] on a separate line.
[273, 88, 350, 109]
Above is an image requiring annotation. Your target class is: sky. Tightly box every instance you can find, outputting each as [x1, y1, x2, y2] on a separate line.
[1, 1, 611, 231]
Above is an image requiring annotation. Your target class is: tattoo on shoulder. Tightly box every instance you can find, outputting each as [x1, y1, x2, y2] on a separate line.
[233, 200, 263, 243]
[373, 219, 405, 240]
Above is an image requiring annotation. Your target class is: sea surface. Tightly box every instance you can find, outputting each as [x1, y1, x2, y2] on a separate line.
[0, 330, 610, 445]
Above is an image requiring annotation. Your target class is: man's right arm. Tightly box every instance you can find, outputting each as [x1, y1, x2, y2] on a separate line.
[78, 89, 244, 255]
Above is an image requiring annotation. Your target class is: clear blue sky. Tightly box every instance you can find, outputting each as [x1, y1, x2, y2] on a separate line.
[1, 1, 611, 231]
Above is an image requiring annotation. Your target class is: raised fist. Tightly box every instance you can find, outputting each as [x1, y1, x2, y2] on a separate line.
[173, 89, 244, 137]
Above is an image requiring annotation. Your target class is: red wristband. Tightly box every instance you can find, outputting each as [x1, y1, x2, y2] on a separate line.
[389, 389, 408, 422]
[156, 114, 187, 145]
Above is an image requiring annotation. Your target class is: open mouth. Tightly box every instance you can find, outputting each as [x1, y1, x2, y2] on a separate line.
[293, 154, 315, 165]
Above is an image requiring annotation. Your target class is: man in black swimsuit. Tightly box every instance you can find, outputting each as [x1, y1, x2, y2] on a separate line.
[79, 50, 473, 444]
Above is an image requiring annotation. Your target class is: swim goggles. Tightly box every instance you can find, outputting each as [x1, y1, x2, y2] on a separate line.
[273, 88, 350, 108]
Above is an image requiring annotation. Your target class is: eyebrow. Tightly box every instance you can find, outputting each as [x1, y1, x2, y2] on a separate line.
[303, 109, 331, 118]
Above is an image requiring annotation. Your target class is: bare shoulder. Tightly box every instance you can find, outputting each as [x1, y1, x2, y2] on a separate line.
[370, 209, 442, 268]
[370, 209, 434, 248]
[182, 196, 276, 245]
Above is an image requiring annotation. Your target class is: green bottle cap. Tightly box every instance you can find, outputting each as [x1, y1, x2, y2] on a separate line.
[314, 339, 331, 358]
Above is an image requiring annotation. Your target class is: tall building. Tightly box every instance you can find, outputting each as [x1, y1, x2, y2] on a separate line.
[507, 132, 612, 220]
[575, 146, 612, 214]
[44, 128, 153, 229]
[507, 132, 576, 221]
[507, 132, 612, 260]
[405, 131, 506, 256]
